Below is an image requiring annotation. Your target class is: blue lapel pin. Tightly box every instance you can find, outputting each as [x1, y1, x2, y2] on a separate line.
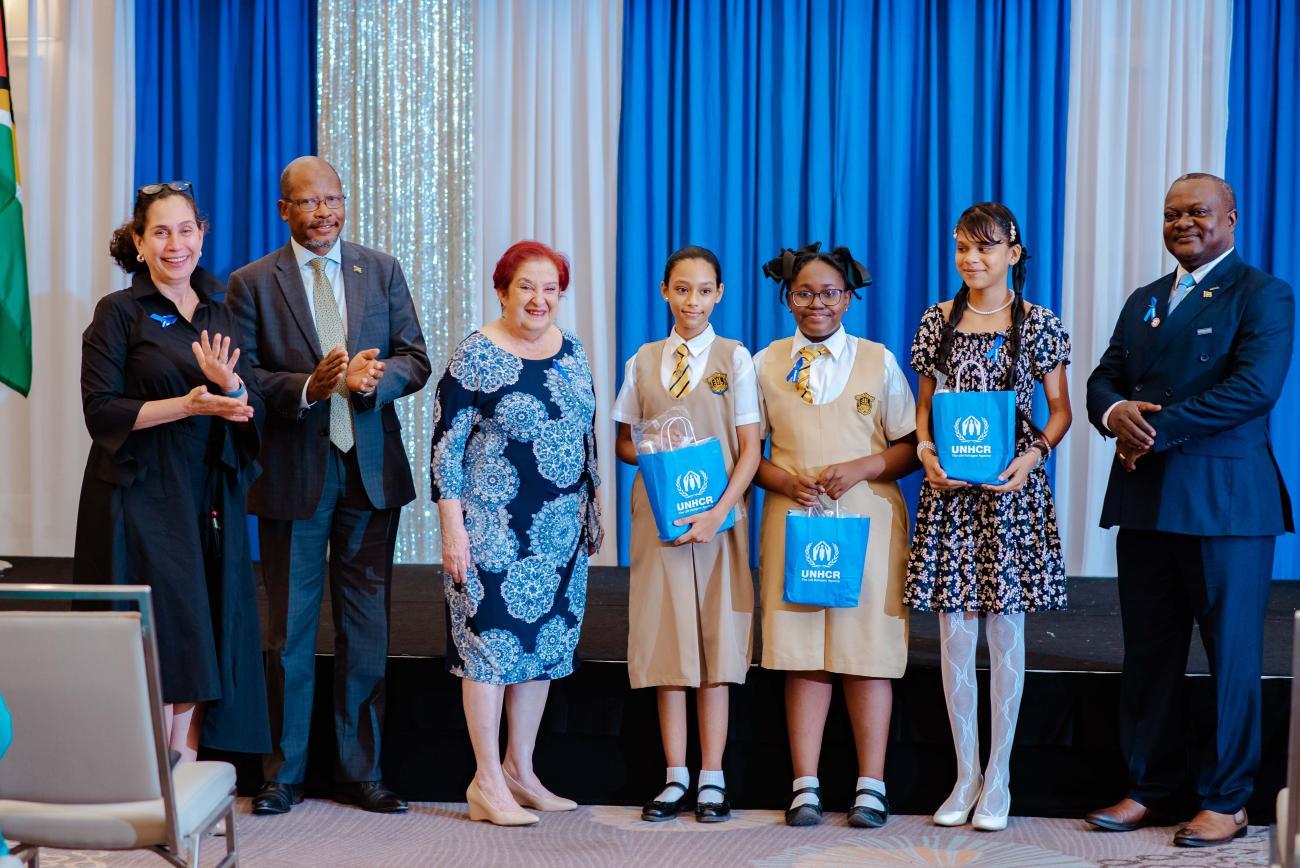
[150, 313, 177, 328]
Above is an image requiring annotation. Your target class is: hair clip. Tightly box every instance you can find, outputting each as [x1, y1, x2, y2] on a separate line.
[1008, 221, 1017, 243]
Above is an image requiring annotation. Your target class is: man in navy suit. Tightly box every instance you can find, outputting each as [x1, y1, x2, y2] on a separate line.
[1085, 173, 1293, 846]
[227, 156, 430, 815]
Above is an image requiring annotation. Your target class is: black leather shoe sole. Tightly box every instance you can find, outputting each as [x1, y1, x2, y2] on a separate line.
[641, 800, 687, 822]
[695, 802, 731, 823]
[848, 806, 887, 828]
[1086, 813, 1153, 832]
[785, 804, 823, 827]
[334, 792, 409, 813]
[1174, 825, 1247, 848]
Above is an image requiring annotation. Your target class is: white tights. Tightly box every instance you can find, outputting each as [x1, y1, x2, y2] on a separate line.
[935, 611, 1025, 820]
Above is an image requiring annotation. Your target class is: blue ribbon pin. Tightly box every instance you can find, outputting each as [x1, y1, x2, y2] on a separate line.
[150, 313, 177, 328]
[785, 357, 805, 384]
[1143, 296, 1158, 323]
[986, 334, 1005, 361]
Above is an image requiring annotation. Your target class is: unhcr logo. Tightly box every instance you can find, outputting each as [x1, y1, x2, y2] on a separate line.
[804, 540, 840, 568]
[675, 469, 709, 498]
[953, 415, 990, 444]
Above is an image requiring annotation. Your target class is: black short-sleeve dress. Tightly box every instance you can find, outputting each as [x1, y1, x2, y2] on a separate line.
[904, 303, 1071, 614]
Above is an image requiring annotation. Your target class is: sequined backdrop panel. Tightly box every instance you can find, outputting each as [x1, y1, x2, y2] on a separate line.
[318, 0, 477, 563]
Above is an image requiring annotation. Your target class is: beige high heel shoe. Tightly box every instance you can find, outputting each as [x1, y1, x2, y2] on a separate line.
[466, 779, 539, 826]
[504, 769, 578, 812]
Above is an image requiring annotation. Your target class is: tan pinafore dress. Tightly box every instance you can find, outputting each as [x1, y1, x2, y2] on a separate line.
[757, 337, 910, 677]
[627, 337, 755, 688]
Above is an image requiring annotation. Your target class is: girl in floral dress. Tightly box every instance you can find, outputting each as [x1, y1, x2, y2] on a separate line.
[906, 203, 1072, 832]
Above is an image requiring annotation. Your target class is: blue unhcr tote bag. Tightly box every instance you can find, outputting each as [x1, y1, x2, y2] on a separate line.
[931, 360, 1016, 486]
[638, 417, 735, 542]
[783, 500, 870, 608]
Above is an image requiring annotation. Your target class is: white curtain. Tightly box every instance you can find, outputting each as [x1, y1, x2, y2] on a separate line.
[1055, 0, 1233, 577]
[0, 0, 134, 556]
[474, 0, 622, 564]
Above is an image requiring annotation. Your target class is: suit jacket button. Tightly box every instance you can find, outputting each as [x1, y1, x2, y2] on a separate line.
[319, 429, 328, 438]
[1134, 384, 1143, 392]
[1165, 388, 1173, 398]
[1199, 352, 1210, 362]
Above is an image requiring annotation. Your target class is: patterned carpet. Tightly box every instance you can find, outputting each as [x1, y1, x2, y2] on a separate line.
[16, 799, 1270, 867]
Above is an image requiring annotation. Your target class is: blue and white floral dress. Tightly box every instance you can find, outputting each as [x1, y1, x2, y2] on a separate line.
[430, 329, 599, 684]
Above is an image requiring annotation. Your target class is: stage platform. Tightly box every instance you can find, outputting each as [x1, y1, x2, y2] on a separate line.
[2, 557, 1294, 820]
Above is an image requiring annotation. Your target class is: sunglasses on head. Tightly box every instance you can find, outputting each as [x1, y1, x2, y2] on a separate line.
[137, 180, 193, 198]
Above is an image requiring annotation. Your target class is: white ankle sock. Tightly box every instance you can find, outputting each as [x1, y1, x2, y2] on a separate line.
[654, 766, 689, 802]
[697, 769, 725, 804]
[791, 775, 820, 809]
[854, 776, 886, 812]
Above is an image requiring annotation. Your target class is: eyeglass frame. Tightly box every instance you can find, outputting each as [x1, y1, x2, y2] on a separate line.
[136, 180, 193, 200]
[283, 194, 348, 213]
[788, 287, 848, 308]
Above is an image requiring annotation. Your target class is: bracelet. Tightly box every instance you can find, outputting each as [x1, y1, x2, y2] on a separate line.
[1032, 437, 1052, 467]
[916, 441, 937, 461]
[1023, 445, 1045, 468]
[225, 378, 246, 399]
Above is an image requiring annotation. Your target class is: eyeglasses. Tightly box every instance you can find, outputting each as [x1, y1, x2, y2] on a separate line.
[286, 195, 347, 212]
[137, 180, 193, 198]
[789, 288, 846, 308]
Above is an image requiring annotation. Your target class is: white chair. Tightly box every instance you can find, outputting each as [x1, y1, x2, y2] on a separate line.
[0, 584, 237, 867]
[1272, 610, 1300, 868]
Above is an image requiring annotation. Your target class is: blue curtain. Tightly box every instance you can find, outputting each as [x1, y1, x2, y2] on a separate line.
[134, 0, 317, 283]
[1226, 0, 1300, 579]
[614, 0, 1071, 564]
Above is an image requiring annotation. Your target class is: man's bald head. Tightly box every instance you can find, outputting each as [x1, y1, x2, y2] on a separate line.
[278, 156, 347, 251]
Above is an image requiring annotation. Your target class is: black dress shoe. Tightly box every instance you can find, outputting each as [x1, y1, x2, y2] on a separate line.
[334, 780, 409, 813]
[848, 787, 889, 828]
[785, 786, 822, 827]
[641, 781, 689, 822]
[252, 781, 304, 815]
[694, 785, 731, 823]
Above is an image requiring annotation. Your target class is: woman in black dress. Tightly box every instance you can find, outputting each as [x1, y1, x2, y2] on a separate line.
[74, 182, 269, 759]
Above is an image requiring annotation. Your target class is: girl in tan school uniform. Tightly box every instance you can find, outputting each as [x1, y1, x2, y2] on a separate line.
[613, 246, 761, 823]
[753, 243, 920, 828]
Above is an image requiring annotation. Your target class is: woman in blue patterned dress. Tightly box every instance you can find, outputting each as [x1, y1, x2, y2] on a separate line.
[431, 240, 602, 826]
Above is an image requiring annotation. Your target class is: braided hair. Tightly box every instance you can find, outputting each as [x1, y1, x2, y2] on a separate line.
[936, 202, 1043, 446]
[761, 242, 871, 301]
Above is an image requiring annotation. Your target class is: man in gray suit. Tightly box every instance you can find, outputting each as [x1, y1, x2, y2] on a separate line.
[227, 156, 430, 814]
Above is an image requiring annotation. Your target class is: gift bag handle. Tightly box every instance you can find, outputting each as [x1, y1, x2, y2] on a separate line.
[659, 415, 698, 451]
[952, 358, 991, 393]
[806, 495, 842, 518]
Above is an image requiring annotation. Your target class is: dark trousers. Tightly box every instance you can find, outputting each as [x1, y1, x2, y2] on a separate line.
[1116, 529, 1274, 814]
[259, 446, 399, 784]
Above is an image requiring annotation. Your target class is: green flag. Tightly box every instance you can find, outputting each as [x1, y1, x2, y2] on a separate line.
[0, 5, 30, 397]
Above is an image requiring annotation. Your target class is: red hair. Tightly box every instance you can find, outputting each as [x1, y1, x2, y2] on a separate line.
[492, 240, 571, 293]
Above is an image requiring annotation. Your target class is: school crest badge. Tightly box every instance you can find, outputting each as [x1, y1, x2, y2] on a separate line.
[707, 372, 729, 395]
[855, 392, 875, 415]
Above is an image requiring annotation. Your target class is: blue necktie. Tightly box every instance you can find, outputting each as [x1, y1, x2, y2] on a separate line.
[1168, 273, 1196, 314]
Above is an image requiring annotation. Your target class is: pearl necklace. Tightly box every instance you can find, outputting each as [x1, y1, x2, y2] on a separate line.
[967, 292, 1014, 316]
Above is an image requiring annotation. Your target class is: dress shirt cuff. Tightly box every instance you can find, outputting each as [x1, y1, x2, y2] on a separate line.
[1101, 400, 1124, 436]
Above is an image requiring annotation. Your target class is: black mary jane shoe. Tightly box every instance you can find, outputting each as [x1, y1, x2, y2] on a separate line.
[847, 787, 890, 828]
[694, 785, 732, 823]
[785, 786, 823, 827]
[642, 781, 690, 822]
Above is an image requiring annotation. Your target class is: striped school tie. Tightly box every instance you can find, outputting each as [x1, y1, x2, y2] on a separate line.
[668, 343, 692, 398]
[796, 344, 829, 404]
[310, 257, 354, 452]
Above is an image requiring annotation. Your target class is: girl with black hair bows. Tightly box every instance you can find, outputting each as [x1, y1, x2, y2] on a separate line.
[752, 243, 920, 829]
[612, 245, 762, 823]
[906, 203, 1072, 832]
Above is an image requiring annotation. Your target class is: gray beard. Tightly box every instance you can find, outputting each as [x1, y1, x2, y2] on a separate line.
[302, 236, 335, 252]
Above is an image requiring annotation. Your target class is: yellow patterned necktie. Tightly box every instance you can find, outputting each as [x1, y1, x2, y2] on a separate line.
[796, 344, 829, 404]
[668, 343, 692, 398]
[309, 257, 354, 452]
